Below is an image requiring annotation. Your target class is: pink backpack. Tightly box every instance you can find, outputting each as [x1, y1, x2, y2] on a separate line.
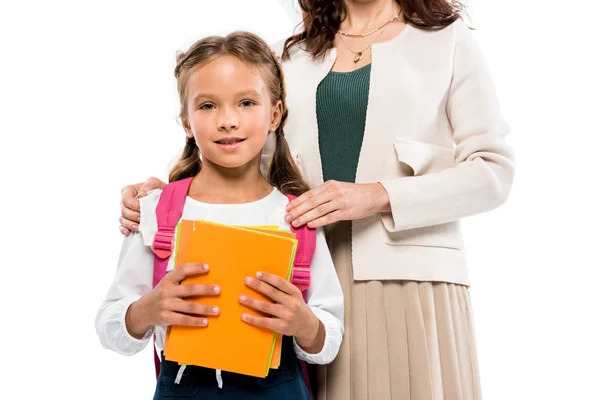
[150, 177, 317, 398]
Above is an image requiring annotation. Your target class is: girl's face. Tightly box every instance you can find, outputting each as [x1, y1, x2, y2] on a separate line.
[182, 55, 282, 171]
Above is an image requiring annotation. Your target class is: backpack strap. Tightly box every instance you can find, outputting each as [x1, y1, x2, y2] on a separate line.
[151, 177, 194, 288]
[284, 194, 316, 298]
[285, 193, 318, 400]
[151, 177, 194, 379]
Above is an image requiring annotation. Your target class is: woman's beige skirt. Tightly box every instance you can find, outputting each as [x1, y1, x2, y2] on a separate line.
[317, 222, 482, 400]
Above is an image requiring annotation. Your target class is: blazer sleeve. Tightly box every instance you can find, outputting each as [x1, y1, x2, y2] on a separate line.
[379, 21, 515, 232]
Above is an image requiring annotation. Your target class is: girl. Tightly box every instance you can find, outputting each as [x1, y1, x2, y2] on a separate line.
[96, 31, 344, 399]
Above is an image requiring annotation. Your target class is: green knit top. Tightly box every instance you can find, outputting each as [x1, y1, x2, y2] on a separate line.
[316, 63, 371, 183]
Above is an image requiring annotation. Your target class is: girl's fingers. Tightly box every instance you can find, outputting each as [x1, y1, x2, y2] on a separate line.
[175, 283, 221, 298]
[241, 313, 285, 333]
[238, 295, 287, 319]
[169, 263, 210, 284]
[161, 311, 208, 327]
[169, 298, 220, 317]
[252, 272, 298, 296]
[244, 274, 294, 302]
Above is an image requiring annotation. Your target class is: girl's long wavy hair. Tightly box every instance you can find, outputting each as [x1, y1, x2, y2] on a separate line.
[283, 0, 467, 60]
[169, 32, 310, 196]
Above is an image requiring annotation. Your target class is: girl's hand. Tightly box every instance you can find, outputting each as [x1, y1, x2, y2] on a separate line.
[119, 177, 166, 235]
[125, 263, 220, 339]
[284, 180, 391, 229]
[240, 272, 324, 353]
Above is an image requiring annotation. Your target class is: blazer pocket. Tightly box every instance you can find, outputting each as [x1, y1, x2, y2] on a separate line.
[384, 138, 461, 248]
[392, 137, 456, 176]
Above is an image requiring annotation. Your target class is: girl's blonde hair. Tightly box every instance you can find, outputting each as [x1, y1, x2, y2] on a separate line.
[169, 31, 309, 196]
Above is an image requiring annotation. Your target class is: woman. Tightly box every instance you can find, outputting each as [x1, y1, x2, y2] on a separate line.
[119, 0, 515, 398]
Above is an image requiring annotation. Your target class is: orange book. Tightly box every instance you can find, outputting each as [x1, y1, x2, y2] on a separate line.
[171, 224, 293, 370]
[169, 223, 295, 371]
[164, 220, 297, 377]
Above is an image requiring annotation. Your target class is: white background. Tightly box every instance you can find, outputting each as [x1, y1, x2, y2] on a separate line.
[1, 0, 599, 399]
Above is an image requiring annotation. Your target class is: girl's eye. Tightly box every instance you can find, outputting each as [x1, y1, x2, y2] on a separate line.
[240, 100, 255, 107]
[199, 103, 215, 110]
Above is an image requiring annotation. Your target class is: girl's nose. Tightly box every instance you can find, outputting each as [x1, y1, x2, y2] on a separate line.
[218, 114, 239, 131]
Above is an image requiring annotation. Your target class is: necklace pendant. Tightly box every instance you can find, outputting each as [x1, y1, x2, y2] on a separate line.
[353, 52, 363, 63]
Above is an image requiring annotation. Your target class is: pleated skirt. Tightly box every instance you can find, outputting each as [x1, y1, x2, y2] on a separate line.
[317, 222, 482, 400]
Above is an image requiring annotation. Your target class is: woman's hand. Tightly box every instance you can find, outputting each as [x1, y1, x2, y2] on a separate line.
[240, 272, 325, 354]
[284, 180, 391, 229]
[119, 177, 166, 235]
[125, 263, 220, 339]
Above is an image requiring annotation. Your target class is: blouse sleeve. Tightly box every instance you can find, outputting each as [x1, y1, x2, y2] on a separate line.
[293, 228, 344, 365]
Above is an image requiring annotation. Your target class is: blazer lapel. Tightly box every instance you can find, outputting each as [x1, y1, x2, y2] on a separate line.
[286, 48, 337, 188]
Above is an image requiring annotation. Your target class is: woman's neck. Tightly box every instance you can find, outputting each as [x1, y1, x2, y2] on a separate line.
[341, 0, 401, 34]
[189, 160, 273, 204]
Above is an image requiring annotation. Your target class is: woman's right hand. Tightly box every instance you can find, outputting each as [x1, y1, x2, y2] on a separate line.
[125, 263, 220, 339]
[119, 177, 166, 235]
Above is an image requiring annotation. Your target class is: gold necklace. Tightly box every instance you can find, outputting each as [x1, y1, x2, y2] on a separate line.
[337, 11, 401, 38]
[338, 26, 387, 63]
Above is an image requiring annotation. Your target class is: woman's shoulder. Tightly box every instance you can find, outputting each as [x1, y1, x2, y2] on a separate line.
[411, 15, 476, 44]
[405, 15, 473, 40]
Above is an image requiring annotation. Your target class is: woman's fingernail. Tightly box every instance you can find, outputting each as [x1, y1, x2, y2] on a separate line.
[137, 215, 141, 222]
[132, 224, 138, 231]
[212, 307, 219, 314]
[213, 285, 220, 294]
[256, 272, 263, 279]
[245, 277, 253, 284]
[203, 264, 209, 271]
[200, 318, 207, 326]
[239, 295, 247, 302]
[285, 214, 291, 222]
[242, 314, 249, 321]
[292, 221, 299, 227]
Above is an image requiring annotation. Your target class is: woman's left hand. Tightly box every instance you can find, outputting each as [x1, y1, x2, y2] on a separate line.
[285, 181, 390, 229]
[240, 272, 321, 350]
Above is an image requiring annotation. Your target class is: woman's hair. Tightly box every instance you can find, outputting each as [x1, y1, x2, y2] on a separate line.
[169, 32, 310, 196]
[283, 0, 467, 60]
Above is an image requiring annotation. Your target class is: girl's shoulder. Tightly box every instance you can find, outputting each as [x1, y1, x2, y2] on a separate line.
[137, 188, 293, 247]
[138, 188, 163, 247]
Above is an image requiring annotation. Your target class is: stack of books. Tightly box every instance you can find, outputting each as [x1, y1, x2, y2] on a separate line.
[163, 220, 298, 378]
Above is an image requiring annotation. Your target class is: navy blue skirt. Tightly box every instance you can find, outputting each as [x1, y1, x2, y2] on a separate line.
[153, 337, 313, 399]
